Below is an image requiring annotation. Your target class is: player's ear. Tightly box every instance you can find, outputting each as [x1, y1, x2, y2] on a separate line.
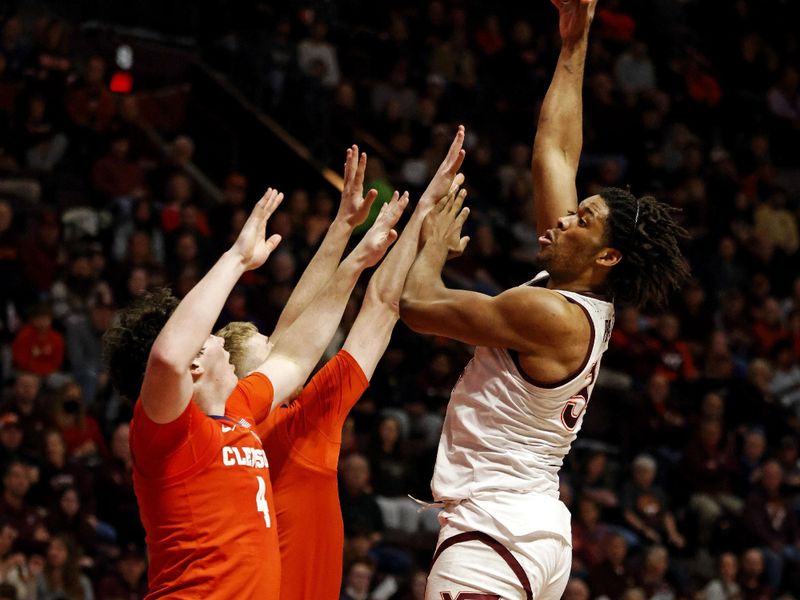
[190, 361, 204, 381]
[595, 246, 621, 268]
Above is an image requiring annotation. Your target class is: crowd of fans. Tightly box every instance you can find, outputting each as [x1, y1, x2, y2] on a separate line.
[0, 1, 799, 599]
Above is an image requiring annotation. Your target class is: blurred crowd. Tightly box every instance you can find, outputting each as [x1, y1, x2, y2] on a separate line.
[1, 1, 800, 599]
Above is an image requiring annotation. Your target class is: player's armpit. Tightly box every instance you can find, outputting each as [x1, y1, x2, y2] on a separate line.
[400, 286, 585, 354]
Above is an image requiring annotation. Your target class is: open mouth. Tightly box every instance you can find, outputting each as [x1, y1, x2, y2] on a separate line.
[538, 229, 555, 247]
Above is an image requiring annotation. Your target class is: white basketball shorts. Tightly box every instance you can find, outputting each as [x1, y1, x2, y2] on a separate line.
[425, 523, 572, 600]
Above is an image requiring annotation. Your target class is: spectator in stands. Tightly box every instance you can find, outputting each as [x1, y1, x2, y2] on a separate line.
[0, 372, 47, 457]
[65, 295, 114, 406]
[298, 21, 340, 89]
[684, 419, 743, 547]
[571, 496, 612, 573]
[52, 381, 108, 463]
[339, 453, 385, 539]
[742, 460, 800, 592]
[35, 535, 93, 600]
[635, 545, 678, 600]
[0, 460, 47, 550]
[368, 416, 419, 534]
[621, 454, 686, 551]
[28, 429, 93, 513]
[95, 544, 147, 599]
[562, 578, 590, 600]
[18, 209, 63, 297]
[703, 552, 741, 600]
[65, 54, 115, 134]
[44, 486, 97, 558]
[11, 304, 64, 379]
[341, 558, 375, 600]
[645, 313, 699, 383]
[738, 548, 771, 600]
[589, 533, 636, 600]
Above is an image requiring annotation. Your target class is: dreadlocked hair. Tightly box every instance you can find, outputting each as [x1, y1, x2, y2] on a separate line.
[600, 187, 690, 308]
[102, 288, 179, 401]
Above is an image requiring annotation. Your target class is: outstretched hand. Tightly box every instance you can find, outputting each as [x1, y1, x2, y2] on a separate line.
[421, 187, 470, 260]
[551, 0, 598, 45]
[353, 191, 410, 268]
[420, 125, 466, 208]
[337, 145, 378, 228]
[231, 188, 284, 270]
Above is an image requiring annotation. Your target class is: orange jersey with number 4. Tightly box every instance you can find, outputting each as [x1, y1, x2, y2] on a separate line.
[130, 373, 280, 599]
[259, 350, 369, 600]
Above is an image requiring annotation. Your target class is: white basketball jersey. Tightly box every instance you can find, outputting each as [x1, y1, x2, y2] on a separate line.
[431, 272, 615, 542]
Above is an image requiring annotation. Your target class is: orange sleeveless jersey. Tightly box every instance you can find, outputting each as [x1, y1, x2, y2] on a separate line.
[259, 350, 368, 600]
[130, 373, 280, 599]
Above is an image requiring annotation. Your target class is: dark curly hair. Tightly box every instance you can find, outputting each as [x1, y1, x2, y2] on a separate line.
[103, 288, 179, 401]
[600, 187, 690, 308]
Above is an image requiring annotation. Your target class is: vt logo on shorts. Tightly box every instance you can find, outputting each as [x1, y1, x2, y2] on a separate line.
[440, 593, 500, 600]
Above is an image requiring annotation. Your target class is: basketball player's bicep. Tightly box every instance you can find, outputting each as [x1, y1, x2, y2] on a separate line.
[403, 288, 563, 352]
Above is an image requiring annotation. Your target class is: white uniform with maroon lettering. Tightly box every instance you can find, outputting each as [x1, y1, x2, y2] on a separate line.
[426, 272, 615, 600]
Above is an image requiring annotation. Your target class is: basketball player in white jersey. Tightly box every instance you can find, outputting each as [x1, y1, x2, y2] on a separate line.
[400, 1, 689, 599]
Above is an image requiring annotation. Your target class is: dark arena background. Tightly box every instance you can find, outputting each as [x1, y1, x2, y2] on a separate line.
[1, 0, 800, 599]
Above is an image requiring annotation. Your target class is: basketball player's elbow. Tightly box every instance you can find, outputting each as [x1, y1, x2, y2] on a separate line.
[399, 296, 432, 333]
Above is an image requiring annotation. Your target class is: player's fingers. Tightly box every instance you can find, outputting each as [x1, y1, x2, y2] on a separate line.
[449, 188, 468, 218]
[355, 149, 367, 185]
[448, 173, 466, 196]
[452, 206, 470, 232]
[386, 229, 399, 246]
[263, 191, 284, 219]
[264, 234, 282, 255]
[344, 146, 359, 184]
[458, 235, 470, 254]
[444, 125, 465, 166]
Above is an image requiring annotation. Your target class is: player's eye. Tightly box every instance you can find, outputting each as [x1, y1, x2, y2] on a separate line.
[567, 210, 586, 227]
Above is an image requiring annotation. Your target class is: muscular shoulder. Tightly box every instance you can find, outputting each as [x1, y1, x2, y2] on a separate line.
[494, 287, 591, 350]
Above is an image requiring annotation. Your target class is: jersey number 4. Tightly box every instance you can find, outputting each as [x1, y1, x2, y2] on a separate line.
[256, 475, 271, 527]
[560, 361, 599, 431]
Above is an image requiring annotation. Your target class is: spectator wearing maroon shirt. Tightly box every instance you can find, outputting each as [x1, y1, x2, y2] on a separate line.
[18, 209, 63, 297]
[742, 461, 800, 592]
[0, 372, 49, 456]
[91, 135, 146, 206]
[52, 382, 108, 464]
[739, 548, 771, 600]
[10, 305, 64, 378]
[571, 496, 613, 574]
[95, 545, 147, 600]
[0, 460, 46, 551]
[28, 429, 94, 513]
[751, 297, 789, 358]
[589, 533, 636, 600]
[683, 419, 743, 547]
[645, 313, 699, 384]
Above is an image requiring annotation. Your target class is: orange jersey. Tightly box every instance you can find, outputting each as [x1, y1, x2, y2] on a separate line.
[130, 373, 280, 599]
[259, 350, 368, 600]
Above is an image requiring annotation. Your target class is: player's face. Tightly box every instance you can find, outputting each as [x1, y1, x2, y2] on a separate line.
[536, 195, 613, 280]
[195, 335, 237, 387]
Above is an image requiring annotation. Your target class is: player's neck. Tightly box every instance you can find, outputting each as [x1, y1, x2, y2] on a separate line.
[194, 379, 234, 416]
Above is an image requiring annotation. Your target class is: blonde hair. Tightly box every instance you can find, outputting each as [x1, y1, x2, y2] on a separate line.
[216, 321, 258, 378]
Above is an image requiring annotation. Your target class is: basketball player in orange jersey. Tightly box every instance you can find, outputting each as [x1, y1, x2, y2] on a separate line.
[103, 186, 406, 599]
[218, 132, 466, 600]
[400, 2, 690, 599]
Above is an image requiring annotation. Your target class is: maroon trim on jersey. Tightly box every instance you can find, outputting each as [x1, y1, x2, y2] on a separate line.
[508, 297, 595, 389]
[431, 531, 532, 600]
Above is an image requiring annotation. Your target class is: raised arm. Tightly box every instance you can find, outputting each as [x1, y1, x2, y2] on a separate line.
[270, 146, 377, 342]
[140, 189, 283, 423]
[531, 0, 597, 235]
[257, 192, 408, 408]
[342, 128, 465, 379]
[400, 188, 586, 353]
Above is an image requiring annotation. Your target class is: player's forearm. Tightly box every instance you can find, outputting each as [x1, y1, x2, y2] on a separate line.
[399, 239, 449, 329]
[368, 204, 428, 313]
[532, 35, 590, 172]
[150, 251, 246, 369]
[343, 297, 397, 380]
[271, 219, 352, 341]
[269, 254, 364, 371]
